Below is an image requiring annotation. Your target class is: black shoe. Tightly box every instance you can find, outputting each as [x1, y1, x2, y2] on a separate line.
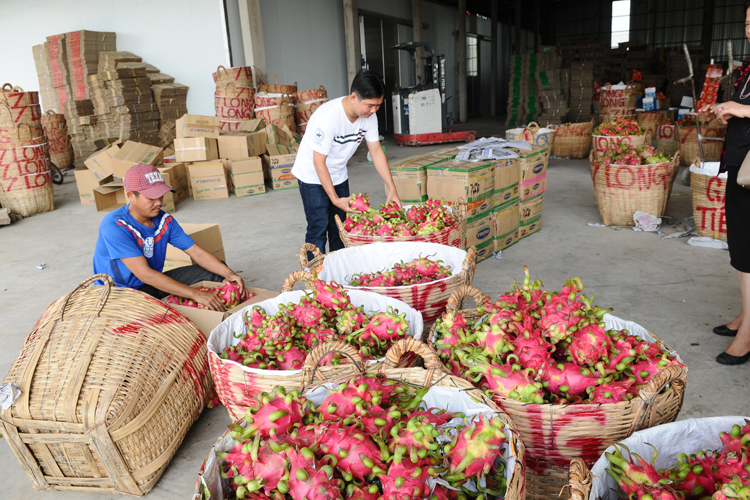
[716, 351, 750, 365]
[713, 325, 739, 337]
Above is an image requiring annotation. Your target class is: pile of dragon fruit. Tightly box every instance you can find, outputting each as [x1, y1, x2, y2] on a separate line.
[591, 143, 672, 167]
[218, 377, 510, 500]
[433, 267, 685, 405]
[221, 279, 410, 368]
[605, 420, 750, 500]
[165, 282, 252, 311]
[349, 257, 452, 287]
[343, 194, 458, 237]
[594, 116, 645, 136]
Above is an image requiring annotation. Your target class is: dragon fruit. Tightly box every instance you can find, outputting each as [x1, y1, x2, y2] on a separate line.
[380, 200, 402, 219]
[606, 444, 669, 492]
[568, 324, 612, 365]
[405, 205, 429, 224]
[349, 193, 372, 212]
[287, 462, 344, 500]
[353, 306, 409, 349]
[291, 297, 326, 328]
[713, 476, 750, 500]
[666, 452, 720, 497]
[539, 362, 603, 397]
[469, 362, 545, 404]
[335, 305, 367, 334]
[319, 426, 387, 479]
[276, 345, 306, 370]
[388, 415, 442, 464]
[443, 415, 507, 486]
[348, 257, 451, 287]
[587, 379, 634, 404]
[308, 279, 352, 313]
[720, 423, 750, 453]
[630, 353, 675, 385]
[377, 451, 433, 500]
[243, 387, 306, 439]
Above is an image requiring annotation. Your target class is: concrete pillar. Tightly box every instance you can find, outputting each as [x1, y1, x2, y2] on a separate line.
[343, 0, 362, 87]
[515, 0, 521, 55]
[237, 0, 266, 86]
[490, 0, 497, 117]
[458, 0, 467, 123]
[413, 0, 424, 84]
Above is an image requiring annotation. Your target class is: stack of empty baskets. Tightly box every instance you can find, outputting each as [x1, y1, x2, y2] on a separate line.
[0, 84, 55, 217]
[213, 65, 255, 133]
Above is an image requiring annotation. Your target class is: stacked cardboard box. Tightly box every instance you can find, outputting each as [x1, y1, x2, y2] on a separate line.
[31, 45, 57, 113]
[536, 59, 569, 124]
[507, 51, 567, 126]
[153, 83, 189, 147]
[568, 61, 596, 122]
[491, 158, 521, 253]
[386, 148, 457, 204]
[557, 38, 608, 71]
[65, 99, 119, 169]
[506, 55, 537, 127]
[66, 31, 117, 101]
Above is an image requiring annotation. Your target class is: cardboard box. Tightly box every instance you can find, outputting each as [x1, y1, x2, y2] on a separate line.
[174, 137, 219, 162]
[110, 141, 164, 179]
[229, 157, 265, 197]
[519, 194, 544, 225]
[218, 134, 266, 160]
[164, 281, 279, 335]
[176, 114, 220, 139]
[494, 228, 520, 252]
[466, 211, 493, 250]
[188, 161, 230, 200]
[427, 161, 495, 218]
[493, 201, 521, 252]
[516, 146, 549, 200]
[387, 166, 428, 203]
[521, 177, 546, 200]
[262, 152, 298, 190]
[474, 239, 495, 262]
[161, 192, 176, 214]
[264, 143, 297, 167]
[520, 215, 542, 238]
[93, 181, 128, 212]
[164, 223, 225, 271]
[74, 169, 114, 206]
[84, 142, 120, 181]
[159, 163, 189, 203]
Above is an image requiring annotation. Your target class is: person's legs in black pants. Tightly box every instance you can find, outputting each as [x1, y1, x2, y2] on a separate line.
[298, 179, 332, 261]
[328, 179, 349, 253]
[138, 265, 224, 299]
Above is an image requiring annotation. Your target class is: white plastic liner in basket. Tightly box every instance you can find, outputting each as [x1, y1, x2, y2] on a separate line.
[589, 416, 750, 500]
[689, 161, 727, 179]
[207, 290, 424, 376]
[317, 241, 467, 290]
[196, 384, 519, 500]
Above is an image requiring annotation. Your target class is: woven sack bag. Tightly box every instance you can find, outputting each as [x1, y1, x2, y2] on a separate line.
[195, 339, 526, 500]
[0, 275, 212, 496]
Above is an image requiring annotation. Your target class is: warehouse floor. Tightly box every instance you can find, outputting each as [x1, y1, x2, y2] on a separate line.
[1, 116, 749, 498]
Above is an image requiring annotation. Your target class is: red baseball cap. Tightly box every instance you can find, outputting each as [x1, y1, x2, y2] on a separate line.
[123, 163, 174, 199]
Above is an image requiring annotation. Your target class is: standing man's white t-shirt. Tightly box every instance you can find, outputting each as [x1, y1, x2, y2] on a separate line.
[291, 97, 380, 185]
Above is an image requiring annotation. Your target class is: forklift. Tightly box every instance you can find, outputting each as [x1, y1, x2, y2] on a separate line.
[391, 42, 475, 146]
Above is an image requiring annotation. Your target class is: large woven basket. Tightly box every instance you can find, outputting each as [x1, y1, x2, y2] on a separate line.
[592, 129, 652, 156]
[195, 339, 526, 500]
[551, 120, 594, 159]
[506, 121, 557, 147]
[590, 150, 681, 226]
[0, 132, 54, 218]
[0, 275, 212, 496]
[636, 109, 669, 138]
[335, 199, 468, 249]
[212, 65, 253, 87]
[1, 84, 40, 106]
[207, 289, 424, 421]
[677, 125, 725, 166]
[214, 82, 255, 99]
[40, 110, 73, 169]
[690, 160, 727, 241]
[429, 285, 687, 500]
[295, 86, 328, 134]
[254, 94, 296, 133]
[599, 83, 638, 122]
[293, 242, 478, 326]
[258, 82, 297, 94]
[656, 123, 678, 157]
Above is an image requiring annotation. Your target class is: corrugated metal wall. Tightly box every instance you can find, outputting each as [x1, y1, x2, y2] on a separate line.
[554, 1, 613, 43]
[259, 0, 349, 97]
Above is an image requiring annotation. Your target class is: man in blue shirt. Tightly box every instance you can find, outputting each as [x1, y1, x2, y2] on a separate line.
[93, 163, 244, 310]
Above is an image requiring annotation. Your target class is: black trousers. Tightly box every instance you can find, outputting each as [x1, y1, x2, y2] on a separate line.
[297, 178, 349, 260]
[137, 265, 224, 299]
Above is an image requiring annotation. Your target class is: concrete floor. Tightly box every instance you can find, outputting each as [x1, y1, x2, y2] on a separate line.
[1, 115, 749, 499]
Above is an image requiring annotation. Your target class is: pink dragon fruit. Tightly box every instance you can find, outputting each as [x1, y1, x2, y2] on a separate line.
[443, 416, 507, 486]
[244, 387, 306, 438]
[377, 451, 433, 500]
[720, 421, 750, 453]
[568, 324, 612, 365]
[606, 443, 669, 493]
[539, 362, 601, 396]
[712, 476, 750, 500]
[291, 297, 326, 328]
[308, 278, 352, 313]
[286, 460, 344, 500]
[318, 426, 387, 479]
[276, 345, 306, 370]
[349, 193, 371, 212]
[374, 223, 395, 237]
[513, 330, 552, 371]
[335, 305, 367, 334]
[407, 256, 451, 279]
[416, 218, 443, 235]
[379, 200, 403, 220]
[388, 414, 442, 464]
[630, 353, 676, 385]
[356, 306, 409, 344]
[405, 205, 429, 224]
[666, 452, 719, 497]
[394, 222, 415, 237]
[345, 483, 381, 500]
[587, 379, 634, 403]
[217, 282, 249, 309]
[469, 361, 545, 404]
[302, 327, 338, 349]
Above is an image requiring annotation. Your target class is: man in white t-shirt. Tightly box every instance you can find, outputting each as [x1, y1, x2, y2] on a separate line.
[292, 69, 401, 259]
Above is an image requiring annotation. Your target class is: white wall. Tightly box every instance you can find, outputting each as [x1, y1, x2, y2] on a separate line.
[0, 0, 229, 116]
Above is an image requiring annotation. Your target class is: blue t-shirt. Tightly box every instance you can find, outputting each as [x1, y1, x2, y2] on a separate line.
[93, 205, 195, 288]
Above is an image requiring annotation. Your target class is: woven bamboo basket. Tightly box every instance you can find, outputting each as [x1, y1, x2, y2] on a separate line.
[207, 289, 424, 421]
[1, 84, 40, 106]
[592, 129, 652, 156]
[656, 123, 678, 157]
[635, 109, 669, 138]
[429, 285, 687, 500]
[506, 121, 557, 147]
[677, 125, 725, 166]
[551, 120, 594, 159]
[690, 159, 727, 241]
[214, 105, 253, 121]
[194, 339, 526, 500]
[0, 102, 42, 129]
[254, 94, 296, 133]
[214, 94, 255, 109]
[0, 275, 212, 496]
[599, 83, 638, 122]
[0, 122, 44, 145]
[295, 86, 328, 134]
[212, 65, 253, 87]
[589, 150, 681, 226]
[40, 110, 73, 169]
[292, 242, 478, 326]
[335, 199, 468, 249]
[0, 133, 54, 218]
[258, 82, 297, 94]
[298, 242, 330, 273]
[214, 82, 255, 99]
[565, 459, 592, 500]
